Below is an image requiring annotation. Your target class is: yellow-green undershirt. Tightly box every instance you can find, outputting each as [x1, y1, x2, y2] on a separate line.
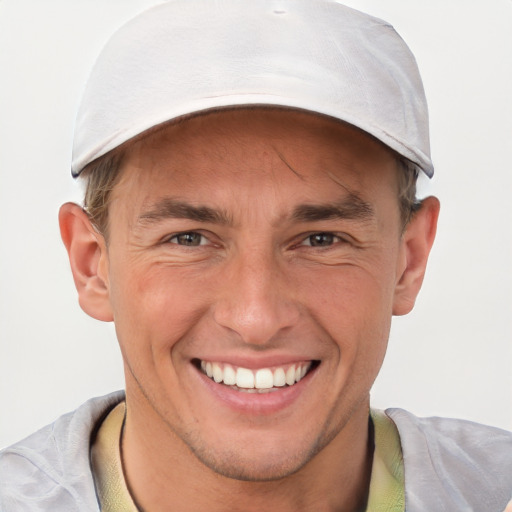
[90, 403, 404, 512]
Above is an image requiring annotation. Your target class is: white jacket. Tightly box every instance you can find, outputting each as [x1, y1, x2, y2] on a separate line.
[1, 392, 511, 511]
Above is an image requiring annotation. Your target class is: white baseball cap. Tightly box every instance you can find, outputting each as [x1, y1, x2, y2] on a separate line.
[72, 0, 433, 178]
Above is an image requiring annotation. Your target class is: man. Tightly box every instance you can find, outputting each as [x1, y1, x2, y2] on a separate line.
[1, 1, 511, 510]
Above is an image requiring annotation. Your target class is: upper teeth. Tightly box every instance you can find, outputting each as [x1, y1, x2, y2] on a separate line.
[200, 361, 312, 390]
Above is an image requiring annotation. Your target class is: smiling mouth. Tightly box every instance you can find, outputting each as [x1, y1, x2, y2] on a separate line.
[195, 359, 319, 393]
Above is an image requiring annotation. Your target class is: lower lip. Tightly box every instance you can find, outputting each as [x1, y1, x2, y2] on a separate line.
[193, 365, 316, 415]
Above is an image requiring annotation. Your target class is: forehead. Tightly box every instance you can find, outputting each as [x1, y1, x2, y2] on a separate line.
[112, 109, 399, 210]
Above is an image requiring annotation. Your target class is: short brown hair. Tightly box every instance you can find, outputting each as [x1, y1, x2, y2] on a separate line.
[396, 156, 421, 229]
[81, 151, 125, 240]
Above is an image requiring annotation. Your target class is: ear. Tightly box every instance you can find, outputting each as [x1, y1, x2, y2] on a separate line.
[393, 196, 440, 316]
[59, 202, 114, 322]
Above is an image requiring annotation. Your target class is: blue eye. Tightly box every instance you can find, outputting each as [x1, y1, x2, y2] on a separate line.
[169, 232, 205, 246]
[303, 233, 338, 247]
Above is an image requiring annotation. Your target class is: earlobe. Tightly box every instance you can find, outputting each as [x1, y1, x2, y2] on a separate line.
[59, 202, 114, 322]
[392, 196, 440, 316]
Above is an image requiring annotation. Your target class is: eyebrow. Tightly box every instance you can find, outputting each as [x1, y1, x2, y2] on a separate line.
[138, 198, 231, 225]
[292, 194, 374, 223]
[136, 194, 374, 227]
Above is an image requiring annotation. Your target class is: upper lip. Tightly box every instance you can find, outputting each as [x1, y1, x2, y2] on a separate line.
[192, 354, 318, 370]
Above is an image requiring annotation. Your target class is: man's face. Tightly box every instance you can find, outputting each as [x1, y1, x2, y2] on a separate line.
[103, 109, 408, 480]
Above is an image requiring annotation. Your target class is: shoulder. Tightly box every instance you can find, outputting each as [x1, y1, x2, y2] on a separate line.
[386, 408, 512, 512]
[0, 391, 124, 512]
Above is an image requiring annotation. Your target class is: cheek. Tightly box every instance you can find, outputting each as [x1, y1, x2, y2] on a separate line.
[295, 263, 395, 360]
[108, 260, 212, 356]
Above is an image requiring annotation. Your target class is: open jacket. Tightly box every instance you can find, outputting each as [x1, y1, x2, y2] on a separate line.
[1, 392, 511, 511]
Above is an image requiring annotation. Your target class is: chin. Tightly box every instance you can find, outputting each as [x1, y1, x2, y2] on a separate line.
[182, 426, 332, 482]
[190, 447, 311, 482]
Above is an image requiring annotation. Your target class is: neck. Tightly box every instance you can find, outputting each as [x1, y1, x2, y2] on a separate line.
[121, 394, 373, 512]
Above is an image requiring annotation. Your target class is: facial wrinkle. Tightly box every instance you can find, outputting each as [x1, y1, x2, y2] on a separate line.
[274, 149, 306, 181]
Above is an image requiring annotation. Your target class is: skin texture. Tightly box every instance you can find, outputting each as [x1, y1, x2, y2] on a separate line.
[59, 109, 439, 511]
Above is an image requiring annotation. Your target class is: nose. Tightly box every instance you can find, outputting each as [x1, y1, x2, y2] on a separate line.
[212, 249, 300, 346]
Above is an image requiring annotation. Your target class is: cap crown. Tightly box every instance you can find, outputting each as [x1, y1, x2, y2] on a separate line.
[72, 0, 432, 177]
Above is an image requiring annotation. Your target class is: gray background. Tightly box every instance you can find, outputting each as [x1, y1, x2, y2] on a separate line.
[1, 0, 511, 449]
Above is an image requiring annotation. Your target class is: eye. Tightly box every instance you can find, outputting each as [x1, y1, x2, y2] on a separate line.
[168, 232, 207, 246]
[301, 233, 340, 247]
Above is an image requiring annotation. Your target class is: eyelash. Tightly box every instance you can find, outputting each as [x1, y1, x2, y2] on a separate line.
[297, 232, 347, 248]
[165, 231, 348, 249]
[166, 231, 209, 246]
